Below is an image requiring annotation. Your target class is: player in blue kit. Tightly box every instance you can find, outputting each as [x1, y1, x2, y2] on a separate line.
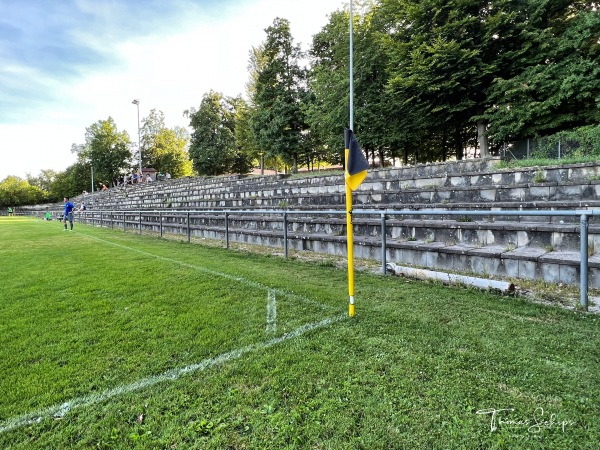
[63, 197, 75, 231]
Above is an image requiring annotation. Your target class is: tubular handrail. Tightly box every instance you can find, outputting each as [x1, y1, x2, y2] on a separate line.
[39, 207, 597, 310]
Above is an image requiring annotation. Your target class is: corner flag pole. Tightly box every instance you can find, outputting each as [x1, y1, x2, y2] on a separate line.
[344, 130, 368, 317]
[347, 0, 355, 317]
[345, 138, 355, 317]
[349, 0, 354, 132]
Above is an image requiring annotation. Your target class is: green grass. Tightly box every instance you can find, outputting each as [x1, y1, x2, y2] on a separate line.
[1, 217, 599, 449]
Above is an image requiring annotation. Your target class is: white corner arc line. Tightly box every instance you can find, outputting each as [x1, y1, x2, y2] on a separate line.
[0, 314, 345, 435]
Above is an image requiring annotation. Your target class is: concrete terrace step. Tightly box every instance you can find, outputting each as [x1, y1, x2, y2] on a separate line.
[93, 179, 600, 211]
[120, 211, 598, 256]
[31, 156, 600, 290]
[87, 160, 600, 209]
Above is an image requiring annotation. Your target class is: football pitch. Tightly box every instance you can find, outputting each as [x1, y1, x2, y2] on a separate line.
[1, 216, 599, 449]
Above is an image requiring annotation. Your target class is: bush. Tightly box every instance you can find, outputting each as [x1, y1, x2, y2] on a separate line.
[531, 125, 600, 159]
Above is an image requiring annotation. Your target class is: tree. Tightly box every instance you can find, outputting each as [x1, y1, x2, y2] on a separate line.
[307, 9, 351, 166]
[26, 169, 56, 192]
[151, 127, 194, 177]
[140, 109, 167, 167]
[376, 0, 545, 158]
[49, 163, 90, 199]
[0, 176, 45, 207]
[84, 117, 131, 186]
[140, 109, 194, 177]
[307, 4, 435, 167]
[187, 91, 238, 176]
[229, 97, 255, 175]
[252, 18, 308, 172]
[483, 1, 600, 141]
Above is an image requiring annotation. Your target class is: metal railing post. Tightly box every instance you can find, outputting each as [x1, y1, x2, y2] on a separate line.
[580, 214, 589, 310]
[123, 212, 126, 231]
[139, 212, 142, 235]
[160, 211, 163, 238]
[284, 212, 288, 258]
[225, 212, 229, 249]
[381, 212, 387, 274]
[187, 212, 190, 242]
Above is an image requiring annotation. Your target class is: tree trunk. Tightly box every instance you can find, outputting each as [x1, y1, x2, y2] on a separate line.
[441, 129, 448, 161]
[477, 119, 489, 158]
[454, 127, 464, 160]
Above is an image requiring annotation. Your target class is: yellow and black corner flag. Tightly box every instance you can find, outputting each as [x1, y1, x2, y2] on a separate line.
[344, 129, 369, 190]
[344, 128, 368, 317]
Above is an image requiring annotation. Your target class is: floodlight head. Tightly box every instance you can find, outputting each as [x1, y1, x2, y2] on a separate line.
[132, 99, 140, 105]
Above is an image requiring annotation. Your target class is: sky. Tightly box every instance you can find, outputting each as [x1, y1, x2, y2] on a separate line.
[0, 0, 345, 181]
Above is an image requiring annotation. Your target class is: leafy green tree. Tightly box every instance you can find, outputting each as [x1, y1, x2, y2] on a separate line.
[377, 0, 547, 158]
[187, 91, 237, 176]
[84, 117, 131, 186]
[307, 4, 426, 167]
[151, 127, 194, 177]
[140, 109, 194, 177]
[243, 45, 283, 172]
[26, 169, 57, 194]
[140, 109, 166, 162]
[375, 0, 600, 155]
[307, 9, 351, 166]
[252, 18, 308, 172]
[484, 1, 600, 141]
[348, 6, 398, 167]
[229, 96, 255, 175]
[0, 176, 45, 207]
[48, 162, 90, 199]
[378, 0, 482, 158]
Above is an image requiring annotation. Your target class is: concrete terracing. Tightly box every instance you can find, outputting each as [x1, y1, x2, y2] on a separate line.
[41, 158, 600, 287]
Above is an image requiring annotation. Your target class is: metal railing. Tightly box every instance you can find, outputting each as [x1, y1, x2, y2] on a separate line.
[41, 207, 598, 310]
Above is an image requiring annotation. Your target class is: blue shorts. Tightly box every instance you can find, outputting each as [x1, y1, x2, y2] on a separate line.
[64, 212, 73, 222]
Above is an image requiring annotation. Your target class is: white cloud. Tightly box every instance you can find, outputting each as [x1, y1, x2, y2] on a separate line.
[0, 0, 344, 181]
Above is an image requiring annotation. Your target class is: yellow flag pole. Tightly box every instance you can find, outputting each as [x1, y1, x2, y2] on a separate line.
[347, 0, 356, 317]
[345, 148, 356, 317]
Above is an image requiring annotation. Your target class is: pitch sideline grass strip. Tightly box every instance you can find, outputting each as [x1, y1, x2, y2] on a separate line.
[78, 230, 336, 313]
[0, 221, 344, 434]
[0, 313, 345, 435]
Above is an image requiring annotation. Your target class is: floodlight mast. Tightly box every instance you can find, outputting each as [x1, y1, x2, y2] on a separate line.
[132, 99, 142, 174]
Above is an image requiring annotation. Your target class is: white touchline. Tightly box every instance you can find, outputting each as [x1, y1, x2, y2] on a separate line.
[81, 233, 334, 311]
[0, 314, 345, 435]
[266, 290, 277, 335]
